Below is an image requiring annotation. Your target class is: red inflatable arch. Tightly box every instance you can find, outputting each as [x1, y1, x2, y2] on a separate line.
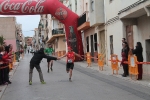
[0, 0, 84, 61]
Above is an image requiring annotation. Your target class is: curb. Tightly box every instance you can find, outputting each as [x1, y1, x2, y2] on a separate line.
[0, 62, 19, 100]
[59, 59, 150, 88]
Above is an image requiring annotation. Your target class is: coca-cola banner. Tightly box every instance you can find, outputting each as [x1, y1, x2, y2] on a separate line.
[0, 0, 84, 61]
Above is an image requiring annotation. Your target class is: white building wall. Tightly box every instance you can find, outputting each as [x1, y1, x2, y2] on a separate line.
[105, 0, 121, 20]
[105, 0, 139, 20]
[137, 15, 150, 61]
[105, 0, 145, 64]
[68, 0, 83, 16]
[89, 0, 104, 26]
[106, 21, 124, 66]
[105, 0, 150, 77]
[120, 0, 141, 9]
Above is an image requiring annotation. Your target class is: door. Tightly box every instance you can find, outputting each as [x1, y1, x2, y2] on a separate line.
[90, 35, 94, 61]
[146, 39, 150, 62]
[86, 36, 89, 52]
[99, 31, 106, 64]
[126, 25, 134, 49]
[110, 35, 114, 55]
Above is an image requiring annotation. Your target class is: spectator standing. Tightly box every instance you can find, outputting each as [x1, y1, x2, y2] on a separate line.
[132, 42, 143, 80]
[121, 42, 129, 77]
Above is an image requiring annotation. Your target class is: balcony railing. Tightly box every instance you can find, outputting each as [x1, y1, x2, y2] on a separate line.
[52, 28, 64, 35]
[77, 11, 90, 31]
[78, 11, 89, 26]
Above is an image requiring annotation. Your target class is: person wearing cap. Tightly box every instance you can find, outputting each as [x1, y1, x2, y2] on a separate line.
[29, 48, 60, 85]
[60, 46, 83, 82]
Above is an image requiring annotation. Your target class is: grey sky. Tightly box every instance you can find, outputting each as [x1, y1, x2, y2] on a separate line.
[0, 15, 40, 37]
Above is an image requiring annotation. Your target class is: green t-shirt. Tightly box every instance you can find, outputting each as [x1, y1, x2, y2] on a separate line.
[44, 48, 54, 55]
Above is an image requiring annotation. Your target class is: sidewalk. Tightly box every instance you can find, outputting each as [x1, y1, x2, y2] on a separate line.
[0, 61, 20, 99]
[61, 58, 150, 87]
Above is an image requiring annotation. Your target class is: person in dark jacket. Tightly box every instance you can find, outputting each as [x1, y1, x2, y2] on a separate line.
[29, 48, 60, 85]
[132, 42, 143, 80]
[121, 42, 129, 77]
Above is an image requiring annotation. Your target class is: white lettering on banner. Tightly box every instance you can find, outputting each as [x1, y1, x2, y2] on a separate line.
[0, 0, 45, 13]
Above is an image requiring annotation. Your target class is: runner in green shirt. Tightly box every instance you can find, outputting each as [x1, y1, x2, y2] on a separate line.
[44, 44, 54, 73]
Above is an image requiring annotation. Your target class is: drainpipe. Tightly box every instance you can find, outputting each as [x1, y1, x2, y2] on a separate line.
[104, 0, 108, 66]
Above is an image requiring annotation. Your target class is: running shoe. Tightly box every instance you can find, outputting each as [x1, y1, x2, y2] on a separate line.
[69, 78, 72, 82]
[50, 68, 53, 71]
[29, 81, 32, 85]
[41, 81, 46, 84]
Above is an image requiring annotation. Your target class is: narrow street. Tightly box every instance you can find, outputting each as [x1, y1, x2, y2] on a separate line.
[1, 54, 150, 100]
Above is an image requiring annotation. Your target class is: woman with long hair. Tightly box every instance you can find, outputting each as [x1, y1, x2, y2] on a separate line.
[132, 42, 143, 80]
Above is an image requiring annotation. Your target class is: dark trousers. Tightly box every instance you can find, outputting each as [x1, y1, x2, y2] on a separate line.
[123, 64, 129, 76]
[4, 67, 9, 82]
[29, 64, 44, 82]
[0, 69, 4, 84]
[138, 64, 143, 79]
[0, 67, 9, 84]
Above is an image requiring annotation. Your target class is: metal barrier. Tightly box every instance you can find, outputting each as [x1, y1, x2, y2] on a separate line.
[110, 54, 119, 74]
[98, 54, 104, 71]
[109, 54, 150, 80]
[86, 52, 91, 67]
[128, 55, 138, 80]
[81, 53, 104, 70]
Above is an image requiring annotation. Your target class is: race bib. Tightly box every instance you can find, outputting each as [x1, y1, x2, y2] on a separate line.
[68, 59, 73, 63]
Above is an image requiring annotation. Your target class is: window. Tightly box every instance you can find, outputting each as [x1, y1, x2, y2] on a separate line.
[91, 0, 94, 11]
[69, 4, 72, 10]
[110, 0, 113, 3]
[110, 35, 114, 54]
[94, 33, 97, 51]
[55, 38, 59, 49]
[86, 36, 89, 52]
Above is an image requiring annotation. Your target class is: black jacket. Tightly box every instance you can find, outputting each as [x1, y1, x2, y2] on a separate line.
[132, 46, 143, 62]
[30, 49, 57, 65]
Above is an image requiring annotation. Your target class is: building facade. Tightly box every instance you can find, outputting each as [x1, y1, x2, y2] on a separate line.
[25, 37, 32, 46]
[38, 1, 69, 57]
[105, 0, 150, 78]
[16, 23, 25, 51]
[32, 28, 40, 50]
[69, 0, 105, 62]
[46, 13, 66, 56]
[0, 17, 17, 52]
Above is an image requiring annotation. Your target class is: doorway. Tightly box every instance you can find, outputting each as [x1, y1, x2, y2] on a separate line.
[110, 35, 114, 54]
[99, 31, 106, 64]
[126, 25, 134, 49]
[90, 35, 94, 61]
[146, 39, 150, 62]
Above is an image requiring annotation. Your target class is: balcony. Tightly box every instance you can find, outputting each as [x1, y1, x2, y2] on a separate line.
[89, 0, 104, 27]
[118, 0, 150, 19]
[52, 28, 64, 35]
[77, 11, 90, 31]
[47, 28, 65, 43]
